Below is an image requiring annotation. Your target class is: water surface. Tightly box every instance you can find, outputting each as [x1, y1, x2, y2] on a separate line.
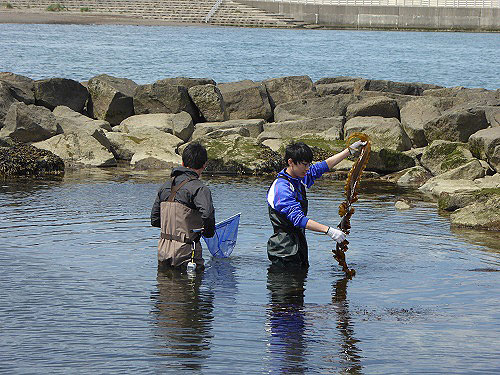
[1, 169, 499, 373]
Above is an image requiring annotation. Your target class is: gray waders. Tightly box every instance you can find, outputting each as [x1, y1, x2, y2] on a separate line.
[267, 175, 309, 269]
[158, 177, 204, 269]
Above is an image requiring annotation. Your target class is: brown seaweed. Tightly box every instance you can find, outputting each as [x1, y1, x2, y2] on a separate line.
[333, 133, 371, 279]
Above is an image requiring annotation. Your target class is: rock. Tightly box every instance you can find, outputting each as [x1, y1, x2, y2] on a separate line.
[395, 200, 412, 210]
[274, 95, 358, 122]
[34, 78, 88, 112]
[87, 74, 137, 125]
[53, 106, 112, 134]
[450, 194, 500, 230]
[484, 106, 500, 127]
[424, 159, 487, 183]
[423, 107, 488, 143]
[384, 166, 432, 187]
[420, 140, 474, 176]
[33, 133, 117, 168]
[262, 75, 317, 109]
[191, 119, 265, 140]
[366, 148, 415, 173]
[354, 79, 441, 96]
[131, 148, 182, 170]
[469, 127, 500, 172]
[157, 77, 216, 88]
[0, 81, 18, 129]
[346, 96, 400, 120]
[188, 84, 228, 122]
[186, 134, 282, 175]
[438, 191, 478, 211]
[315, 82, 355, 96]
[490, 145, 500, 173]
[0, 143, 64, 176]
[0, 102, 62, 143]
[263, 117, 343, 139]
[419, 173, 500, 196]
[344, 116, 412, 151]
[315, 76, 360, 85]
[107, 127, 184, 161]
[133, 79, 199, 122]
[262, 139, 283, 152]
[116, 112, 194, 142]
[257, 130, 281, 142]
[400, 97, 442, 147]
[0, 73, 35, 105]
[217, 80, 272, 121]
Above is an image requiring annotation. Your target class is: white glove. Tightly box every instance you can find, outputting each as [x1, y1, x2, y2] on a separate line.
[348, 140, 367, 155]
[326, 226, 346, 243]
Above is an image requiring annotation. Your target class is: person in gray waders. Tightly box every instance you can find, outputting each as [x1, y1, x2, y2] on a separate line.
[151, 142, 215, 272]
[267, 141, 365, 269]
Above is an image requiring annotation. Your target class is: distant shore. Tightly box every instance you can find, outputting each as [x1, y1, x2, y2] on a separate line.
[0, 9, 204, 27]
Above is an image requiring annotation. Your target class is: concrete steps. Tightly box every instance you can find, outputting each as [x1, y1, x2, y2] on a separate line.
[6, 0, 308, 28]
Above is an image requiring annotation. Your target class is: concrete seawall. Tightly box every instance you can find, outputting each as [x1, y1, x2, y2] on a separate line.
[238, 1, 500, 31]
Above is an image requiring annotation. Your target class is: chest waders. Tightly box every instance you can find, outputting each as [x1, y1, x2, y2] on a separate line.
[158, 177, 204, 269]
[267, 175, 309, 268]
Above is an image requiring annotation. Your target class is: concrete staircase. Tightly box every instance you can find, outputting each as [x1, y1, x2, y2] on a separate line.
[6, 0, 308, 28]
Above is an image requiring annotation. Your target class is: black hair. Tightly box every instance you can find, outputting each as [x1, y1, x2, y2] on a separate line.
[182, 142, 208, 169]
[284, 142, 313, 165]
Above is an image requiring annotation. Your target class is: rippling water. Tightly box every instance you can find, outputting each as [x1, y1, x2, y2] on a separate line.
[1, 169, 499, 373]
[0, 24, 499, 88]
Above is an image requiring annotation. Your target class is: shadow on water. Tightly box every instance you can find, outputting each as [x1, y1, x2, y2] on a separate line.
[266, 267, 363, 374]
[151, 267, 214, 371]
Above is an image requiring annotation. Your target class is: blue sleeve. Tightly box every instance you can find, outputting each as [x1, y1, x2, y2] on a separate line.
[302, 160, 329, 188]
[268, 179, 309, 228]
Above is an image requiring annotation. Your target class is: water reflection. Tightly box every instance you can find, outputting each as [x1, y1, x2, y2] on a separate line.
[151, 267, 214, 371]
[266, 267, 308, 374]
[331, 277, 363, 374]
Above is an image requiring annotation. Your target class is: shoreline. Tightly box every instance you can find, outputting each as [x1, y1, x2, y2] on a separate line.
[0, 9, 208, 27]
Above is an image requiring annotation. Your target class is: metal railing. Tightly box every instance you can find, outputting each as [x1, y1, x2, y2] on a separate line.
[251, 0, 500, 8]
[205, 0, 224, 22]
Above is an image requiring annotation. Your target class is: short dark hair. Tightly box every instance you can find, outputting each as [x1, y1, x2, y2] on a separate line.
[182, 142, 208, 169]
[284, 142, 313, 164]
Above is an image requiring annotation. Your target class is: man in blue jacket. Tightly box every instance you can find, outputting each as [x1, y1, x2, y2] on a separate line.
[267, 141, 364, 269]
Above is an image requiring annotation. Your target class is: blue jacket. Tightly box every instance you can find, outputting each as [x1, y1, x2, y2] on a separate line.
[267, 161, 329, 228]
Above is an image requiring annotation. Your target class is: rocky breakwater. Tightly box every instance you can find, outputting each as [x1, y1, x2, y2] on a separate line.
[0, 72, 498, 229]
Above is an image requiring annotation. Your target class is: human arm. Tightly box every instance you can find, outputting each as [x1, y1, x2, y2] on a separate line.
[305, 219, 346, 243]
[193, 185, 216, 238]
[150, 190, 161, 228]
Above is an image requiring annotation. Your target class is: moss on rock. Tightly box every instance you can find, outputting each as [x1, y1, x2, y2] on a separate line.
[0, 143, 64, 176]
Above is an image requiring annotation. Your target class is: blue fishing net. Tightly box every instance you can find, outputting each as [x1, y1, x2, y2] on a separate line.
[202, 213, 240, 258]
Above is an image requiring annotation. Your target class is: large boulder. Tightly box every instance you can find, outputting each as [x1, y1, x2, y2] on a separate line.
[344, 116, 412, 151]
[0, 102, 62, 143]
[450, 194, 500, 230]
[315, 81, 355, 96]
[469, 127, 500, 172]
[34, 78, 88, 112]
[315, 76, 360, 85]
[263, 117, 343, 139]
[33, 133, 117, 168]
[156, 77, 215, 88]
[0, 143, 64, 176]
[116, 112, 194, 142]
[400, 97, 442, 147]
[0, 81, 18, 130]
[423, 159, 487, 186]
[87, 74, 137, 125]
[53, 105, 112, 134]
[423, 107, 488, 143]
[217, 80, 272, 121]
[0, 73, 35, 105]
[262, 75, 317, 109]
[133, 79, 199, 121]
[365, 148, 415, 173]
[191, 119, 265, 140]
[106, 128, 183, 161]
[354, 79, 441, 96]
[187, 134, 282, 175]
[274, 95, 358, 122]
[420, 140, 475, 176]
[383, 165, 432, 187]
[188, 84, 228, 122]
[345, 96, 400, 120]
[419, 173, 500, 196]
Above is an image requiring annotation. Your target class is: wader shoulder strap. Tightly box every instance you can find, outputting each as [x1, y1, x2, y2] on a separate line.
[167, 177, 196, 202]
